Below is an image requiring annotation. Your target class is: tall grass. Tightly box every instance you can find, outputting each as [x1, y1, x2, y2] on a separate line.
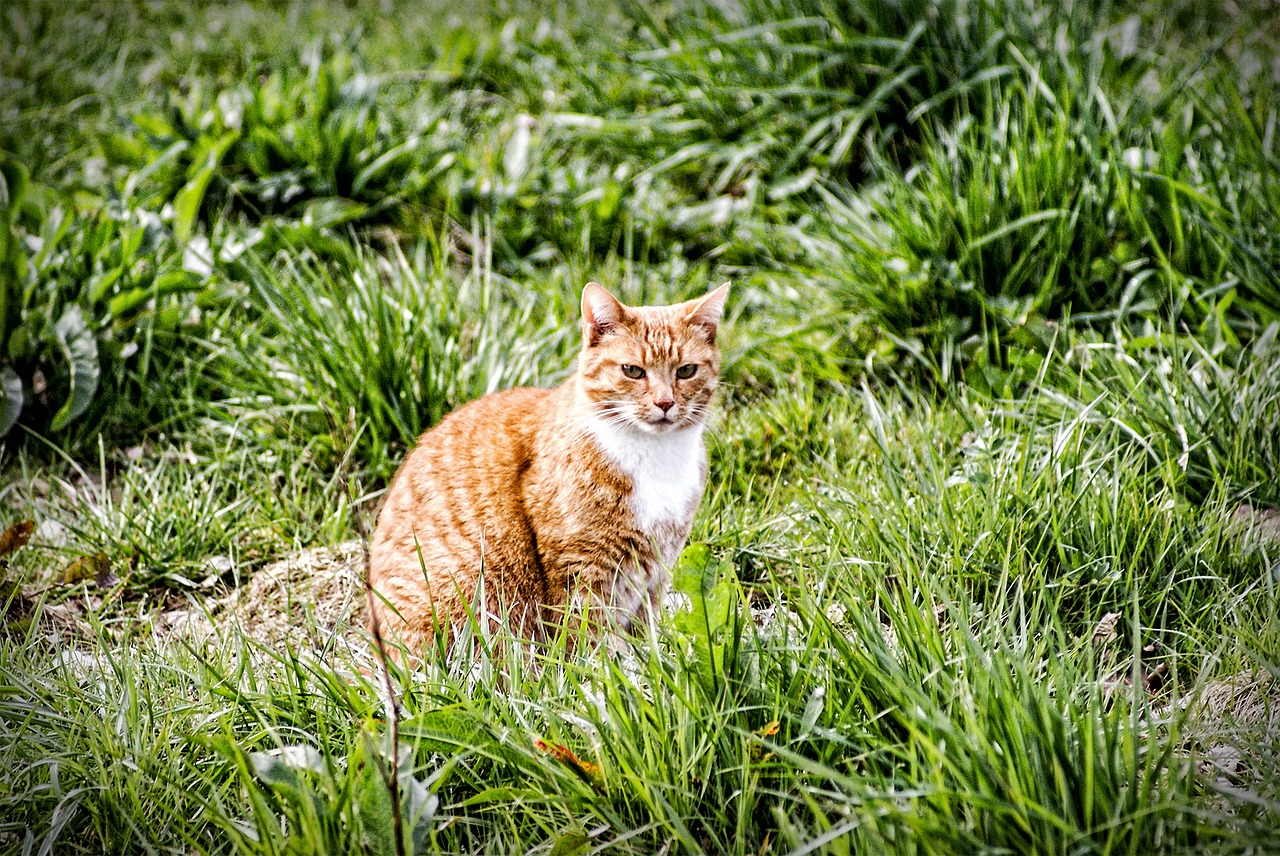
[4, 341, 1278, 852]
[214, 239, 574, 475]
[814, 60, 1280, 381]
[2, 490, 1261, 852]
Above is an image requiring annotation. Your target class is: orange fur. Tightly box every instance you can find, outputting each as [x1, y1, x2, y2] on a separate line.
[367, 281, 730, 656]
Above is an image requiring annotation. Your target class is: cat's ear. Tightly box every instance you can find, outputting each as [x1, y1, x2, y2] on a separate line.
[684, 281, 730, 343]
[582, 282, 627, 347]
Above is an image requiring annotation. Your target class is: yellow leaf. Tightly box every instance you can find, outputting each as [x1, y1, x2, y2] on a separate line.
[535, 740, 605, 790]
[754, 720, 780, 738]
[749, 720, 780, 762]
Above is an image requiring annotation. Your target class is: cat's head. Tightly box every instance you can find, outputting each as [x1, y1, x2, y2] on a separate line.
[577, 282, 729, 434]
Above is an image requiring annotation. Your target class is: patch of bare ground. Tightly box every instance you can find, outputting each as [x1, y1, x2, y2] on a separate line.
[1186, 508, 1280, 812]
[8, 541, 368, 653]
[1177, 669, 1280, 823]
[167, 540, 370, 654]
[1232, 503, 1280, 548]
[1192, 670, 1279, 737]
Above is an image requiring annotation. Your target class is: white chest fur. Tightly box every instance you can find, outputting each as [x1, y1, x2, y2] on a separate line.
[585, 416, 705, 533]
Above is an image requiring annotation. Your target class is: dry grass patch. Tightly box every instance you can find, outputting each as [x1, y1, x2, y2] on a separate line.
[170, 540, 369, 653]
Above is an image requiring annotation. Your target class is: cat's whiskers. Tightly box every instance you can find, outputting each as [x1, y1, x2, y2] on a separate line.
[591, 400, 644, 431]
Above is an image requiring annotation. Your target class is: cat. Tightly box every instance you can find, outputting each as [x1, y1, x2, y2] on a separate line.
[367, 281, 730, 657]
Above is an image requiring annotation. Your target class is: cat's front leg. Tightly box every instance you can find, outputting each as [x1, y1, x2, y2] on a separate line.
[544, 561, 640, 640]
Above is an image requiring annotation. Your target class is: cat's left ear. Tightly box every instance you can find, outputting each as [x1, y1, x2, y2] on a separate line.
[684, 281, 730, 344]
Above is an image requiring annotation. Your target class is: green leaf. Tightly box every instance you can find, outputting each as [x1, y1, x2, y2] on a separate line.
[7, 324, 34, 361]
[353, 748, 397, 856]
[32, 205, 73, 273]
[250, 745, 323, 788]
[87, 266, 125, 305]
[402, 769, 438, 852]
[400, 706, 488, 755]
[549, 832, 592, 856]
[124, 139, 190, 200]
[173, 133, 236, 244]
[352, 138, 417, 195]
[106, 270, 202, 318]
[460, 786, 535, 807]
[250, 754, 301, 793]
[671, 543, 739, 689]
[0, 153, 29, 215]
[0, 365, 19, 437]
[97, 130, 154, 168]
[672, 542, 713, 596]
[129, 111, 176, 139]
[48, 305, 100, 432]
[173, 170, 212, 244]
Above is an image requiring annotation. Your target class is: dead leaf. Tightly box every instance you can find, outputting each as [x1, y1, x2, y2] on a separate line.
[1100, 639, 1170, 699]
[1091, 612, 1121, 646]
[0, 521, 35, 561]
[63, 553, 111, 585]
[1144, 661, 1171, 694]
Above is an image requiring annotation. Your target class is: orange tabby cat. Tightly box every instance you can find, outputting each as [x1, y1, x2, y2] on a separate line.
[367, 281, 730, 655]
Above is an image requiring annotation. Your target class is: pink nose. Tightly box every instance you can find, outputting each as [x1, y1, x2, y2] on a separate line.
[655, 397, 674, 412]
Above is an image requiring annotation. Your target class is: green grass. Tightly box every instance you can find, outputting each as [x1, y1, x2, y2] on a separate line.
[3, 0, 1280, 852]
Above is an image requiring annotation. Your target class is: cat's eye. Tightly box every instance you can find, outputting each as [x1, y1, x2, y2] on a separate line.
[621, 364, 646, 379]
[676, 364, 697, 379]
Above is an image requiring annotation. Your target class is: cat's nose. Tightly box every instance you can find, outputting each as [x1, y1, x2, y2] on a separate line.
[655, 396, 674, 413]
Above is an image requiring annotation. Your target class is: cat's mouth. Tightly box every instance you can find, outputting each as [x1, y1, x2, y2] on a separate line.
[641, 414, 681, 432]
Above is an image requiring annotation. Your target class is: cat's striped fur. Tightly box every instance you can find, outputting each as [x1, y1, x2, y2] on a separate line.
[367, 282, 729, 656]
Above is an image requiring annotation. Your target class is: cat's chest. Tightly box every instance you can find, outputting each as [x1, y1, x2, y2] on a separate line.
[584, 417, 705, 533]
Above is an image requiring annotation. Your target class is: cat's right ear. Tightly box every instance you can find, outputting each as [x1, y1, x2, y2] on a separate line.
[582, 282, 626, 347]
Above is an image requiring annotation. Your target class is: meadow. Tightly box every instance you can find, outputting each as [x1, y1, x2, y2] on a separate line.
[2, 0, 1279, 852]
